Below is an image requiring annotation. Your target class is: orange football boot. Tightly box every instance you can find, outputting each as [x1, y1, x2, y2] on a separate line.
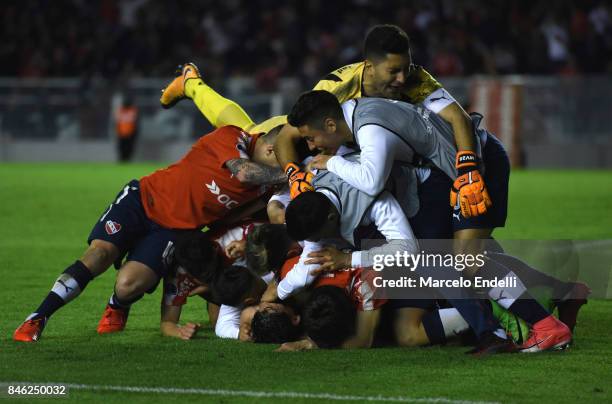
[159, 63, 201, 109]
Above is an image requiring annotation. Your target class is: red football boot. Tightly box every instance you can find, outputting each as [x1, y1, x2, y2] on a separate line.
[13, 316, 47, 342]
[97, 305, 129, 334]
[520, 315, 572, 353]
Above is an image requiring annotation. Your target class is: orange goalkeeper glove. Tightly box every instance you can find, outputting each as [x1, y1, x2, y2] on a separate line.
[285, 162, 314, 199]
[450, 151, 492, 218]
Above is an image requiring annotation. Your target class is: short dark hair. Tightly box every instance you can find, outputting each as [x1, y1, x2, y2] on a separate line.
[364, 24, 411, 61]
[285, 192, 334, 241]
[260, 124, 285, 144]
[303, 286, 356, 349]
[171, 231, 221, 284]
[287, 90, 343, 129]
[251, 310, 300, 343]
[212, 265, 257, 307]
[246, 224, 291, 276]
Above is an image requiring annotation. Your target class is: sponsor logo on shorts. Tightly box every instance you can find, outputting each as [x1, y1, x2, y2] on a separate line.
[105, 220, 122, 235]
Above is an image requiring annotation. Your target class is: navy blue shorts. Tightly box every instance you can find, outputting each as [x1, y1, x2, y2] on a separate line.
[453, 132, 509, 231]
[88, 180, 178, 278]
[411, 132, 509, 237]
[409, 168, 454, 239]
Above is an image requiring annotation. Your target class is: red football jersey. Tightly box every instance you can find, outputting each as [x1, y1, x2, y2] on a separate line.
[140, 126, 268, 229]
[279, 256, 386, 311]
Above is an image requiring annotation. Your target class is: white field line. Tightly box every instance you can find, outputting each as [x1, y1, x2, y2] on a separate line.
[2, 382, 501, 404]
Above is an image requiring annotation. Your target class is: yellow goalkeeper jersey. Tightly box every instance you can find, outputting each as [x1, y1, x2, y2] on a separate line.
[251, 62, 444, 134]
[313, 62, 443, 104]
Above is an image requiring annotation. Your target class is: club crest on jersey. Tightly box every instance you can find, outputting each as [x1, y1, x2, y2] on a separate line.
[105, 220, 122, 235]
[235, 132, 250, 157]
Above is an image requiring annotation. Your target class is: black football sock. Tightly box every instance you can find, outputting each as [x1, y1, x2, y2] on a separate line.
[108, 290, 143, 310]
[422, 310, 446, 345]
[506, 295, 550, 325]
[422, 308, 471, 345]
[32, 260, 93, 319]
[488, 252, 572, 299]
[479, 259, 550, 325]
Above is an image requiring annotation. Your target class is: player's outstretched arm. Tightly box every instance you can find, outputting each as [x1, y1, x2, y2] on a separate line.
[341, 310, 381, 349]
[225, 158, 286, 185]
[160, 304, 201, 340]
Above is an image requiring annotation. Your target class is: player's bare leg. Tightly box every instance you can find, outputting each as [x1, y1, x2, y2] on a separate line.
[393, 308, 429, 347]
[14, 240, 119, 342]
[97, 261, 160, 334]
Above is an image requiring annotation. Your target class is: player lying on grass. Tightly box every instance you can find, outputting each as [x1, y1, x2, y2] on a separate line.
[159, 222, 263, 340]
[246, 223, 532, 348]
[13, 125, 286, 342]
[160, 232, 218, 339]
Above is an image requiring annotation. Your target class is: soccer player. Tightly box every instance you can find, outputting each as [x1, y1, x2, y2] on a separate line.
[286, 91, 572, 353]
[160, 220, 263, 340]
[13, 121, 286, 342]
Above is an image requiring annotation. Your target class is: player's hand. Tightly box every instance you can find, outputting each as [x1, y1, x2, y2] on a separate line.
[450, 151, 492, 218]
[188, 285, 209, 297]
[308, 155, 332, 170]
[275, 337, 318, 352]
[306, 246, 352, 275]
[225, 240, 246, 260]
[178, 322, 201, 340]
[285, 162, 314, 199]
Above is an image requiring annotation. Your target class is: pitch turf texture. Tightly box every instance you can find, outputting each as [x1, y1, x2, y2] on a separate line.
[1, 164, 611, 404]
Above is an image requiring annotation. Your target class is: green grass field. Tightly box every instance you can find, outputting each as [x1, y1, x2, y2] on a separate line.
[0, 164, 611, 404]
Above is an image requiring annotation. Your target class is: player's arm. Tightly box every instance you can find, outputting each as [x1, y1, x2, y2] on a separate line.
[423, 89, 492, 217]
[267, 200, 286, 224]
[437, 100, 476, 152]
[267, 189, 290, 224]
[276, 241, 322, 300]
[323, 125, 396, 196]
[341, 309, 381, 349]
[160, 304, 201, 340]
[215, 304, 241, 339]
[309, 191, 418, 274]
[225, 158, 286, 185]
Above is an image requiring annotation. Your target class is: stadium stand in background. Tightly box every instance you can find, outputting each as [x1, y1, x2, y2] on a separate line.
[0, 0, 611, 167]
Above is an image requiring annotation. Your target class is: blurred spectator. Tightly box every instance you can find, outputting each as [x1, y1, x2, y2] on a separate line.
[1, 0, 610, 89]
[115, 96, 139, 162]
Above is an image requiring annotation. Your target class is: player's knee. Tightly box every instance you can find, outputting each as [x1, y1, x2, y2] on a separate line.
[396, 326, 424, 347]
[114, 273, 147, 300]
[81, 240, 119, 275]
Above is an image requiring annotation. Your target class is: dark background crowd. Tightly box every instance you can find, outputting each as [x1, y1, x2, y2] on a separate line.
[1, 0, 611, 89]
